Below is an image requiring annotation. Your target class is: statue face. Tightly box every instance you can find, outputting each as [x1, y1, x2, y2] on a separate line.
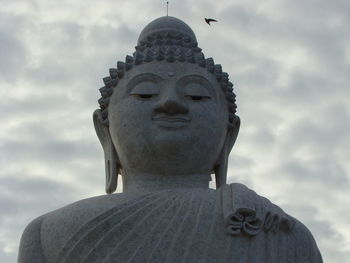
[108, 61, 229, 176]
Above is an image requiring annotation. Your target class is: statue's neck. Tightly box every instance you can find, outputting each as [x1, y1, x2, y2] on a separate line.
[121, 172, 210, 194]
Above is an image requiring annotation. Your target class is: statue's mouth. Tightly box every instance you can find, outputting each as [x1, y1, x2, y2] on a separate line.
[152, 116, 190, 122]
[152, 116, 190, 128]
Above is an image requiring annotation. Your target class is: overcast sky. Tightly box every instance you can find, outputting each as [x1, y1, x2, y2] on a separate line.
[0, 0, 349, 262]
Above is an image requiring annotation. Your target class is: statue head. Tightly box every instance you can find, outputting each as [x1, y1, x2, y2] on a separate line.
[93, 16, 240, 193]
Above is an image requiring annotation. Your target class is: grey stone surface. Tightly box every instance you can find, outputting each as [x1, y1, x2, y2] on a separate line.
[18, 16, 323, 263]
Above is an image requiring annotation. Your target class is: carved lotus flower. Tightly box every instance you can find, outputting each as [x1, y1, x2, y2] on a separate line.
[225, 208, 262, 236]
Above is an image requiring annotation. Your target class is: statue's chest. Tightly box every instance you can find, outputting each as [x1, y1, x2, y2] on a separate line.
[55, 189, 301, 263]
[56, 189, 225, 262]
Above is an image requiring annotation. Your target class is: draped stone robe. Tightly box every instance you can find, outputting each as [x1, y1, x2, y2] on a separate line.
[18, 183, 322, 263]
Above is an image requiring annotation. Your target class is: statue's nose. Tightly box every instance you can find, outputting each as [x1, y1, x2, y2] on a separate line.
[154, 91, 189, 114]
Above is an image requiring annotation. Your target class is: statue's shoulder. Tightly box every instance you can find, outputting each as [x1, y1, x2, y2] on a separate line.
[221, 183, 313, 236]
[222, 183, 322, 261]
[18, 215, 47, 263]
[287, 215, 323, 261]
[42, 192, 128, 227]
[221, 183, 295, 236]
[19, 193, 129, 263]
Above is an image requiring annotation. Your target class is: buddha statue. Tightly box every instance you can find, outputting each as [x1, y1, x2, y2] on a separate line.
[18, 16, 323, 263]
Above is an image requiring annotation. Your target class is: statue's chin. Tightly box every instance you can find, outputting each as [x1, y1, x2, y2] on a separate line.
[118, 140, 219, 177]
[114, 124, 225, 176]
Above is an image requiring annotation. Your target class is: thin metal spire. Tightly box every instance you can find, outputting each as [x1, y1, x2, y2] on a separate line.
[166, 1, 169, 16]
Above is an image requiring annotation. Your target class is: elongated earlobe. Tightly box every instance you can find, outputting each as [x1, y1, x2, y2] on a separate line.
[103, 140, 119, 194]
[214, 143, 229, 188]
[214, 116, 240, 189]
[93, 109, 120, 194]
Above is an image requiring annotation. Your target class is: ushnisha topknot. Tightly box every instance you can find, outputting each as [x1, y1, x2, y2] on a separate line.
[137, 16, 197, 45]
[98, 16, 237, 128]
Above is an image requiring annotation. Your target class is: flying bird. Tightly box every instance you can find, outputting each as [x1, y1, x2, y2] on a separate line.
[205, 18, 217, 25]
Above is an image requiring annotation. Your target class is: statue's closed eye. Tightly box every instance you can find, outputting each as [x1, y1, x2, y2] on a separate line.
[183, 83, 211, 101]
[131, 94, 155, 99]
[185, 95, 211, 101]
[130, 82, 159, 100]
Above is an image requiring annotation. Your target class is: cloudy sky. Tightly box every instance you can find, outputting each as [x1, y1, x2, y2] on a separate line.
[0, 0, 349, 262]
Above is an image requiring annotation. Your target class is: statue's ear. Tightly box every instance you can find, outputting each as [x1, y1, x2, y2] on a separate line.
[93, 109, 119, 194]
[214, 116, 240, 188]
[226, 116, 240, 155]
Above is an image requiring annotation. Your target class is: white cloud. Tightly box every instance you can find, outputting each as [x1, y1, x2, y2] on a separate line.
[0, 0, 349, 262]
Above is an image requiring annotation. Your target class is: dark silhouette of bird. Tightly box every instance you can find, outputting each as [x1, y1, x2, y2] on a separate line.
[205, 18, 217, 25]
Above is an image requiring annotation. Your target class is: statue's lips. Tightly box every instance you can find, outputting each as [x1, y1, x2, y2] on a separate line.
[152, 116, 190, 128]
